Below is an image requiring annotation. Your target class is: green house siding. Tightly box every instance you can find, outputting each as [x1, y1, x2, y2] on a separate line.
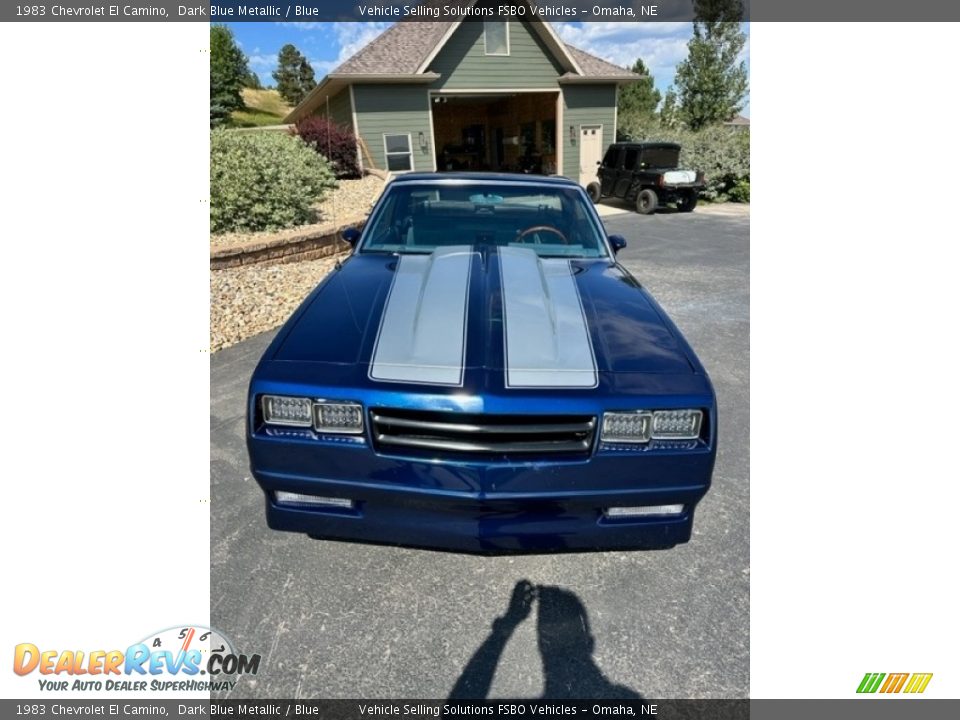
[352, 84, 434, 172]
[428, 21, 564, 90]
[320, 88, 353, 129]
[561, 85, 617, 180]
[311, 87, 353, 128]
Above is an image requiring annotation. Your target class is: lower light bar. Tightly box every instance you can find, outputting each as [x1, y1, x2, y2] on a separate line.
[604, 504, 684, 518]
[275, 491, 354, 510]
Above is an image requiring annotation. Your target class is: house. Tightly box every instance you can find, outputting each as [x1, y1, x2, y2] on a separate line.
[283, 1, 640, 185]
[724, 114, 750, 130]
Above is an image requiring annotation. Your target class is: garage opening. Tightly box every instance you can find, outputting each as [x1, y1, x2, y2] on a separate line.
[431, 92, 559, 175]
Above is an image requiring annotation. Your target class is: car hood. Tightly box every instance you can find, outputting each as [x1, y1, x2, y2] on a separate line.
[271, 249, 698, 385]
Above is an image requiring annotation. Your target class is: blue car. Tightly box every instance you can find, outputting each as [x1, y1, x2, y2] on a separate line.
[246, 173, 716, 553]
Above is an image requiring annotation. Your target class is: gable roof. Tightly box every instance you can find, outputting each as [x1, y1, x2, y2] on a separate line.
[284, 16, 642, 123]
[564, 45, 637, 78]
[330, 21, 635, 79]
[333, 22, 451, 75]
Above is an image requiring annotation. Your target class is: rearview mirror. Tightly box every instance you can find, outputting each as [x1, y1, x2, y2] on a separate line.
[608, 234, 627, 254]
[341, 227, 361, 247]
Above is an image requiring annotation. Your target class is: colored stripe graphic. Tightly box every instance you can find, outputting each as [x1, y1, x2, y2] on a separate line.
[856, 673, 885, 693]
[880, 673, 908, 693]
[499, 246, 598, 389]
[369, 246, 473, 386]
[903, 673, 933, 694]
[857, 672, 933, 694]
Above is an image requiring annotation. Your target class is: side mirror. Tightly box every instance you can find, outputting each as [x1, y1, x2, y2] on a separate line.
[608, 234, 627, 254]
[341, 227, 361, 247]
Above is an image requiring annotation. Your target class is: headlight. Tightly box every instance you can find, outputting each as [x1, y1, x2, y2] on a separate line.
[315, 402, 364, 434]
[601, 412, 652, 443]
[262, 395, 313, 427]
[651, 409, 702, 439]
[601, 409, 703, 443]
[261, 396, 364, 434]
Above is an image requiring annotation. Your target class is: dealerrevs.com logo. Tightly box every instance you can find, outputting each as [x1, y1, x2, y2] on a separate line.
[857, 672, 933, 694]
[13, 625, 261, 693]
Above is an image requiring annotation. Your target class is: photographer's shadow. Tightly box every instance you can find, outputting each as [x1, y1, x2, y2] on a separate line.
[448, 580, 642, 700]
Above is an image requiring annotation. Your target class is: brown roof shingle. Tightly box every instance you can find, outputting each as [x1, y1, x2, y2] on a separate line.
[564, 44, 636, 78]
[330, 20, 640, 80]
[333, 22, 451, 75]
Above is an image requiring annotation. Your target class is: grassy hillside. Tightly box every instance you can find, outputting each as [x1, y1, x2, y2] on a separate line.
[230, 89, 292, 128]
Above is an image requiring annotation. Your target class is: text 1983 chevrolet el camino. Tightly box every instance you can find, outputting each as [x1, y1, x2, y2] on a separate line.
[246, 173, 716, 553]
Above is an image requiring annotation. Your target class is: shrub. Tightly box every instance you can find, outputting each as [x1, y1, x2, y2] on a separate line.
[728, 178, 750, 203]
[617, 113, 750, 201]
[295, 116, 361, 179]
[681, 125, 750, 201]
[210, 130, 336, 234]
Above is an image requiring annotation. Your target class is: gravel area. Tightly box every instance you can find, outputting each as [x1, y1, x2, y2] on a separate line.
[210, 175, 384, 250]
[209, 175, 384, 352]
[314, 174, 384, 224]
[210, 254, 345, 352]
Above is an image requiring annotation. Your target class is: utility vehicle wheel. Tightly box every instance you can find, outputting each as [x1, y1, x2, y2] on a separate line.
[586, 182, 602, 204]
[636, 189, 658, 215]
[676, 190, 698, 212]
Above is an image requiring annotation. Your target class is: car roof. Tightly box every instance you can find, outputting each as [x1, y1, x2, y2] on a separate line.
[389, 172, 582, 187]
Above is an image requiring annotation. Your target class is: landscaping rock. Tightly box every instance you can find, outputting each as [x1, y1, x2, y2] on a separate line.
[210, 254, 345, 352]
[209, 175, 385, 352]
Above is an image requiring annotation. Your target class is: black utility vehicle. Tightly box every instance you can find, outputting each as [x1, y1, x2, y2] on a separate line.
[586, 142, 704, 214]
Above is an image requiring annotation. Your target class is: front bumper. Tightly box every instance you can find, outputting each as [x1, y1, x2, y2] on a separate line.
[264, 488, 699, 554]
[659, 183, 705, 195]
[249, 433, 714, 554]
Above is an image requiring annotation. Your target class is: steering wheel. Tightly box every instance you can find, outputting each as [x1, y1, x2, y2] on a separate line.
[515, 225, 570, 245]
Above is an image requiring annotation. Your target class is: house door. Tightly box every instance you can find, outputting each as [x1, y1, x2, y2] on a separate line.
[578, 125, 603, 186]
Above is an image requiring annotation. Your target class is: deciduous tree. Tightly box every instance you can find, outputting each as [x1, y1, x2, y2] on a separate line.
[659, 87, 681, 129]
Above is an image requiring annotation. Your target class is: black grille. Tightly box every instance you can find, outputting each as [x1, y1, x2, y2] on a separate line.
[370, 409, 596, 457]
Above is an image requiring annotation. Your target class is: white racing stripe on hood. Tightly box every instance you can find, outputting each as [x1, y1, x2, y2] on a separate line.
[499, 246, 598, 389]
[369, 246, 474, 386]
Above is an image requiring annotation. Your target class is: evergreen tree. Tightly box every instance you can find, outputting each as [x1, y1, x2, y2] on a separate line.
[674, 0, 748, 130]
[210, 24, 249, 126]
[692, 0, 744, 23]
[618, 58, 661, 119]
[273, 44, 315, 105]
[297, 58, 316, 99]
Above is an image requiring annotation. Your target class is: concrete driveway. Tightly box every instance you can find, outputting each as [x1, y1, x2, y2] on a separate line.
[211, 204, 749, 699]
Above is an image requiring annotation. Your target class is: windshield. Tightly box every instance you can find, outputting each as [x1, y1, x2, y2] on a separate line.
[639, 147, 680, 169]
[360, 181, 610, 258]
